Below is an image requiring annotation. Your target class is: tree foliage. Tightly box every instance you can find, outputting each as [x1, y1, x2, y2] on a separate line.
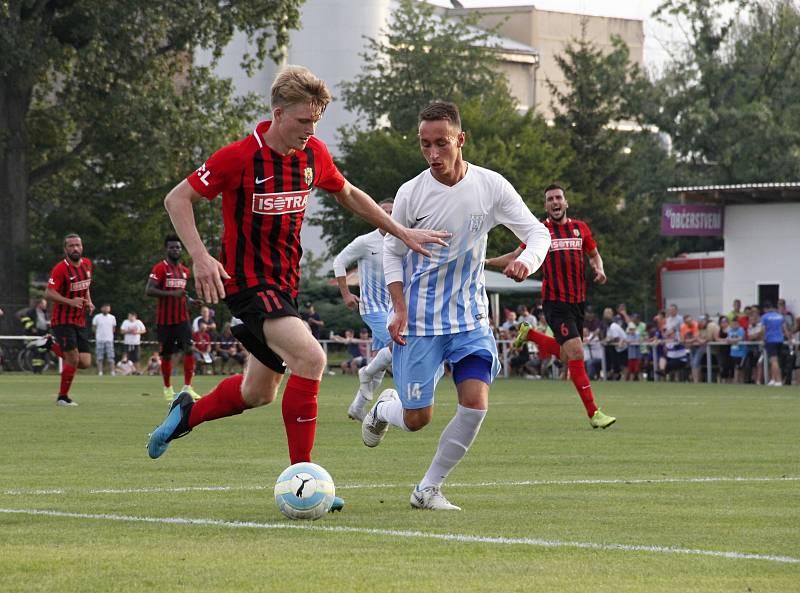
[546, 32, 676, 314]
[0, 0, 304, 327]
[339, 0, 507, 130]
[651, 0, 800, 182]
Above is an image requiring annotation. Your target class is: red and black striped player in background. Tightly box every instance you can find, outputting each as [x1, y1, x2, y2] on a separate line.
[146, 65, 449, 514]
[45, 233, 95, 407]
[146, 234, 201, 402]
[486, 184, 616, 429]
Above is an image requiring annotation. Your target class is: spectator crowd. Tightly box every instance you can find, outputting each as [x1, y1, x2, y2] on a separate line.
[498, 298, 800, 386]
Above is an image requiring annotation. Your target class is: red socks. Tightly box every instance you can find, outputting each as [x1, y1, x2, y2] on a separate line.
[59, 364, 76, 396]
[160, 354, 193, 388]
[188, 374, 248, 429]
[51, 342, 64, 359]
[568, 359, 597, 417]
[161, 359, 172, 388]
[281, 375, 320, 464]
[183, 372, 320, 465]
[183, 354, 195, 385]
[526, 329, 561, 359]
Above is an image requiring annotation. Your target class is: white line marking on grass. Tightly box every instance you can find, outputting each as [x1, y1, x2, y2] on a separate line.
[3, 489, 66, 495]
[3, 476, 798, 497]
[446, 476, 800, 489]
[0, 507, 797, 565]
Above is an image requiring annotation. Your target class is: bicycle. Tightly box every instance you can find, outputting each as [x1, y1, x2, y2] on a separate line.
[17, 336, 56, 373]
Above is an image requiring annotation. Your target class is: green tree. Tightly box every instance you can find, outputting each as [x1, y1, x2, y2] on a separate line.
[339, 0, 506, 131]
[1, 0, 303, 328]
[547, 32, 673, 313]
[652, 0, 800, 182]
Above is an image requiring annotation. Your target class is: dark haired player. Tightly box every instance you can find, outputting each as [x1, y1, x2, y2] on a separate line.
[487, 184, 615, 429]
[45, 234, 95, 406]
[146, 235, 200, 401]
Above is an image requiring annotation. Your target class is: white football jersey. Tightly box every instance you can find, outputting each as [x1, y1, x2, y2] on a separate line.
[384, 163, 550, 336]
[332, 229, 390, 314]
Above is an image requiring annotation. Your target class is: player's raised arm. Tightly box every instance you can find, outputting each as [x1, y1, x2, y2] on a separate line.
[164, 179, 229, 304]
[332, 181, 450, 257]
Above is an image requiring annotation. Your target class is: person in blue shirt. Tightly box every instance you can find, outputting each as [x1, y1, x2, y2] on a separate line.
[728, 317, 747, 384]
[761, 301, 790, 386]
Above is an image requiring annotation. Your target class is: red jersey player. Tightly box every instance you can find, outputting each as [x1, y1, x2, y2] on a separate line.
[45, 234, 95, 406]
[146, 235, 200, 401]
[147, 65, 449, 513]
[487, 184, 616, 429]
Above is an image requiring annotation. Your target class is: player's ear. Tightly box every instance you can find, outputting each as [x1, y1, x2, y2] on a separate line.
[457, 131, 465, 148]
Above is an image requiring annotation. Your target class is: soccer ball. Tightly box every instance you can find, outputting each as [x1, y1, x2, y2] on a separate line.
[274, 462, 336, 520]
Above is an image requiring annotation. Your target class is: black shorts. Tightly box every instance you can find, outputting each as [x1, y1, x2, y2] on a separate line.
[764, 343, 782, 358]
[225, 285, 300, 373]
[543, 301, 584, 345]
[52, 324, 91, 354]
[665, 357, 688, 373]
[157, 322, 193, 356]
[125, 344, 141, 363]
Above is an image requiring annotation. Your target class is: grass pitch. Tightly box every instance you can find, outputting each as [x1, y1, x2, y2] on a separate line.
[0, 373, 797, 593]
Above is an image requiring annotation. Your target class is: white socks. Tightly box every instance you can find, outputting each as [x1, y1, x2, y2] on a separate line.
[420, 404, 487, 490]
[364, 346, 392, 378]
[375, 397, 412, 431]
[350, 391, 370, 414]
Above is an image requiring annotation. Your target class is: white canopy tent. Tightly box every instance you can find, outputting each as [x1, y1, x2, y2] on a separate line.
[482, 270, 542, 327]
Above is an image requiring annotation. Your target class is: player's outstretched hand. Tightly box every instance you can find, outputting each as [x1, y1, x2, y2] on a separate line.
[388, 309, 408, 346]
[401, 228, 451, 258]
[193, 252, 230, 304]
[503, 260, 530, 283]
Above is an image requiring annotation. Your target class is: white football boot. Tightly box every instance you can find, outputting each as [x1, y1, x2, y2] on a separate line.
[361, 389, 399, 447]
[347, 392, 368, 422]
[410, 484, 461, 511]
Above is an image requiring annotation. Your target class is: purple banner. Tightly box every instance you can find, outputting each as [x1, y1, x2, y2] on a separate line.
[661, 203, 724, 236]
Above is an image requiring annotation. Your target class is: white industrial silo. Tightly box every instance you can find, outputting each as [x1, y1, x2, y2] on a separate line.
[286, 0, 392, 147]
[196, 0, 391, 152]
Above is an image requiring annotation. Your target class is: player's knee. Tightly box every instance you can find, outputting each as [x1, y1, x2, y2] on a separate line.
[403, 409, 432, 431]
[302, 347, 327, 376]
[562, 338, 583, 360]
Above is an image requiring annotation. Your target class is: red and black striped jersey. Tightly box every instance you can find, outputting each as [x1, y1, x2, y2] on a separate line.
[186, 120, 346, 298]
[149, 260, 190, 325]
[48, 258, 92, 327]
[522, 218, 597, 303]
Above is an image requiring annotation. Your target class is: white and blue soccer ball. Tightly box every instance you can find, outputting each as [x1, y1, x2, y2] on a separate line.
[274, 462, 336, 520]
